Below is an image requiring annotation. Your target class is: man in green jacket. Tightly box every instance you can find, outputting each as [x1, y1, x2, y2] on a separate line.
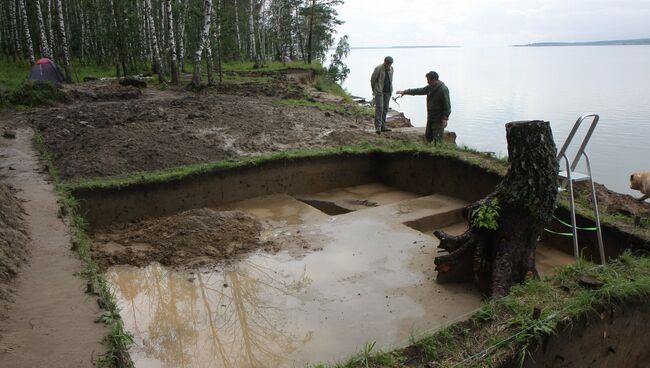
[397, 71, 451, 143]
[370, 56, 394, 134]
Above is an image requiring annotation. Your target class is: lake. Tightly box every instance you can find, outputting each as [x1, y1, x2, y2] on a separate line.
[341, 46, 650, 197]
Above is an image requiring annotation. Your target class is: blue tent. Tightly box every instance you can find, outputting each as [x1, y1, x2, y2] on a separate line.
[28, 58, 66, 85]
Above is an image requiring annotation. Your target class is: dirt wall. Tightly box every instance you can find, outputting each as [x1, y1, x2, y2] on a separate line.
[76, 154, 381, 227]
[379, 152, 502, 201]
[523, 302, 650, 368]
[0, 182, 30, 317]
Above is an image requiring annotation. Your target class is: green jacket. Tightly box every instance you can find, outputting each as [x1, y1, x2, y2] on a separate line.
[404, 82, 451, 122]
[370, 64, 393, 96]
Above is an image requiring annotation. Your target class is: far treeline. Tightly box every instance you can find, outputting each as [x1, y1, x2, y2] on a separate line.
[0, 0, 350, 86]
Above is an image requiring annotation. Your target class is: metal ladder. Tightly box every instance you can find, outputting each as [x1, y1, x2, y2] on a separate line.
[556, 113, 606, 264]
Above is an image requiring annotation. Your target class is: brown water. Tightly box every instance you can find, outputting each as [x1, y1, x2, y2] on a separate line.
[106, 184, 574, 368]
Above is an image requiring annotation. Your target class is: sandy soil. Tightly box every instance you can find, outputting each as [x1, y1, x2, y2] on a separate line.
[0, 129, 105, 367]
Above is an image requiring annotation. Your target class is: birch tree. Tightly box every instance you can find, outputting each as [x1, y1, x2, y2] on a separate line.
[192, 0, 213, 87]
[166, 0, 179, 83]
[247, 0, 258, 64]
[18, 0, 34, 63]
[234, 0, 242, 59]
[54, 0, 72, 81]
[176, 0, 187, 72]
[144, 0, 164, 82]
[34, 0, 51, 58]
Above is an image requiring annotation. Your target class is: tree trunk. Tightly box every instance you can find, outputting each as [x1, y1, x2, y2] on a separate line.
[306, 0, 315, 64]
[247, 0, 258, 65]
[34, 0, 49, 58]
[192, 0, 213, 87]
[177, 0, 187, 72]
[433, 120, 559, 298]
[45, 0, 54, 53]
[144, 0, 164, 82]
[215, 0, 223, 83]
[166, 0, 178, 84]
[233, 0, 242, 60]
[18, 0, 34, 63]
[54, 0, 72, 82]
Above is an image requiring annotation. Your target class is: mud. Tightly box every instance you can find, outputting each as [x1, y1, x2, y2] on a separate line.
[7, 78, 426, 181]
[91, 209, 285, 269]
[0, 180, 30, 318]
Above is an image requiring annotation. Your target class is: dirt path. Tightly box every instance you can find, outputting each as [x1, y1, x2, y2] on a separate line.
[0, 128, 105, 367]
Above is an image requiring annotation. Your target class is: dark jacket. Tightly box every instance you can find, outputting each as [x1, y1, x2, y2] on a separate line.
[404, 82, 451, 122]
[371, 64, 394, 96]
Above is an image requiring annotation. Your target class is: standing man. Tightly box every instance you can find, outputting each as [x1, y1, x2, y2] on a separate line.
[370, 56, 394, 134]
[397, 71, 451, 144]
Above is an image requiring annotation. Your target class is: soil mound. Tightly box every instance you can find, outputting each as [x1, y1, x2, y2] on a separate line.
[0, 181, 30, 317]
[64, 80, 142, 101]
[575, 181, 650, 218]
[91, 208, 277, 269]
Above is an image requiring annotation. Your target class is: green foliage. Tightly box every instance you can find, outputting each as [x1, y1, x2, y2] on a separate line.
[471, 198, 501, 230]
[327, 35, 351, 84]
[9, 80, 69, 107]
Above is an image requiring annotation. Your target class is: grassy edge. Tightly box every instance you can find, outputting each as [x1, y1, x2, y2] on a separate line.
[311, 253, 650, 368]
[32, 132, 134, 368]
[65, 142, 506, 191]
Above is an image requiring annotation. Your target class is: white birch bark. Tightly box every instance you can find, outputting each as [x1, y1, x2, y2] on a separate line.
[247, 0, 257, 62]
[46, 0, 54, 52]
[177, 0, 187, 72]
[34, 0, 51, 58]
[192, 0, 213, 86]
[165, 0, 178, 83]
[144, 0, 164, 82]
[19, 0, 34, 63]
[54, 0, 72, 82]
[234, 0, 242, 59]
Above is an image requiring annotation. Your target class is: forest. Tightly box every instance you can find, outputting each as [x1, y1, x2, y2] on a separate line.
[0, 0, 347, 86]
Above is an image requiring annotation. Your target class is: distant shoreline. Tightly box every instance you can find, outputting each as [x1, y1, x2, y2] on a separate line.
[513, 38, 650, 47]
[350, 45, 459, 50]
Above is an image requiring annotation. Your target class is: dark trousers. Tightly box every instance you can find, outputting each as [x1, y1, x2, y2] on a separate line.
[425, 118, 444, 143]
[374, 93, 391, 131]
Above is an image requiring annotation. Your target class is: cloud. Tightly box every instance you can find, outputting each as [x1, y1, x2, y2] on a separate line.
[336, 0, 650, 46]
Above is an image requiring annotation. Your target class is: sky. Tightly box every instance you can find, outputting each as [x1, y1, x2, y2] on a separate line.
[335, 0, 650, 47]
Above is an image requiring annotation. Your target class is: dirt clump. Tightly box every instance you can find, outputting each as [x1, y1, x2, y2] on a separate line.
[0, 181, 30, 318]
[63, 80, 142, 102]
[91, 208, 279, 269]
[575, 181, 650, 218]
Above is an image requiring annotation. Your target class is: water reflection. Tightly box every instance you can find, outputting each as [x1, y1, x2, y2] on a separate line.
[109, 260, 312, 368]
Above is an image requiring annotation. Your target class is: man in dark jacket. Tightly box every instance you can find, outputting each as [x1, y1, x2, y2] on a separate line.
[397, 71, 451, 143]
[370, 56, 394, 134]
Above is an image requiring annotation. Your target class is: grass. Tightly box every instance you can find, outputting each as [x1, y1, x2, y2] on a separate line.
[32, 132, 134, 368]
[64, 142, 505, 191]
[557, 190, 650, 240]
[312, 253, 650, 367]
[274, 98, 373, 116]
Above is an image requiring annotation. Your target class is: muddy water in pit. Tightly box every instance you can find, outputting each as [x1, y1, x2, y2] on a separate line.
[105, 184, 573, 368]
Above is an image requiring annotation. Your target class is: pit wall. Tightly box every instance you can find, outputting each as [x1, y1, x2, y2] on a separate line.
[73, 152, 501, 228]
[522, 302, 650, 368]
[73, 150, 649, 257]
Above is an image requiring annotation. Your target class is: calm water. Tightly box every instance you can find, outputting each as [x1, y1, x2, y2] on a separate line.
[342, 46, 650, 196]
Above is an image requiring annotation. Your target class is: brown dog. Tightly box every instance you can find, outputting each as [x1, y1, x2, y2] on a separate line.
[630, 172, 650, 201]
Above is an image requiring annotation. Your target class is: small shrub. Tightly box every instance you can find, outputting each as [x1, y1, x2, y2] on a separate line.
[9, 80, 69, 107]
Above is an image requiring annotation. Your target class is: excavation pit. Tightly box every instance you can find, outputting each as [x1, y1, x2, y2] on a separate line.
[76, 152, 633, 367]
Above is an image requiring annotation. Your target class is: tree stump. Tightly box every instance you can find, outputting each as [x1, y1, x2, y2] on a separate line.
[434, 121, 559, 297]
